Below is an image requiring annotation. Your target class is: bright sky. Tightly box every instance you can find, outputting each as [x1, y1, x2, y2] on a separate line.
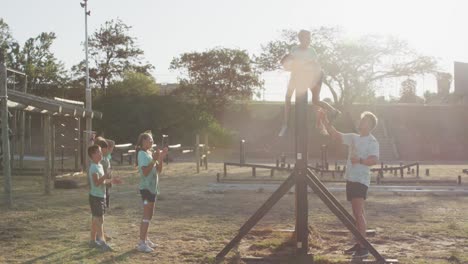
[2, 0, 467, 101]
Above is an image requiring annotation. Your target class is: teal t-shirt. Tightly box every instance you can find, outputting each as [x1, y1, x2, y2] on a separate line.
[101, 156, 110, 175]
[287, 45, 321, 83]
[342, 133, 380, 187]
[89, 162, 106, 198]
[138, 150, 159, 195]
[290, 45, 318, 62]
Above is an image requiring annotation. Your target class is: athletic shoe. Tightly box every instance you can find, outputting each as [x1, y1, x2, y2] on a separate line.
[96, 236, 113, 246]
[146, 239, 158, 248]
[89, 240, 101, 248]
[352, 248, 369, 259]
[99, 241, 114, 252]
[343, 243, 360, 255]
[137, 242, 154, 253]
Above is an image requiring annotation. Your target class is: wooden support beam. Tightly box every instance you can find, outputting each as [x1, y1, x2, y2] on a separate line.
[75, 117, 81, 171]
[1, 51, 12, 207]
[51, 119, 56, 181]
[195, 134, 200, 173]
[43, 115, 52, 195]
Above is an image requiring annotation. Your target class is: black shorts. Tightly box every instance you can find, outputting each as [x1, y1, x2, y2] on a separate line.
[346, 181, 368, 201]
[140, 189, 156, 203]
[89, 195, 106, 217]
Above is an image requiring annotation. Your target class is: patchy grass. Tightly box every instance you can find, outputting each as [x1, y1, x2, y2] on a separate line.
[0, 162, 468, 263]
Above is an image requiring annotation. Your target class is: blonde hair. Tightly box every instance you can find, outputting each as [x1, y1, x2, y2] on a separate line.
[135, 131, 152, 166]
[106, 139, 115, 149]
[361, 111, 378, 131]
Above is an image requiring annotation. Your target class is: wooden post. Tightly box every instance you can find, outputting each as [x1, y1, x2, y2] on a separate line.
[240, 139, 245, 164]
[10, 110, 17, 170]
[43, 115, 51, 194]
[74, 148, 79, 171]
[76, 117, 81, 171]
[195, 134, 200, 173]
[380, 162, 384, 178]
[223, 163, 227, 177]
[51, 120, 56, 180]
[61, 146, 65, 173]
[252, 167, 256, 177]
[27, 114, 32, 152]
[400, 162, 404, 178]
[204, 134, 208, 170]
[294, 85, 309, 256]
[1, 51, 12, 207]
[458, 175, 462, 185]
[416, 163, 420, 178]
[19, 76, 27, 169]
[19, 111, 25, 169]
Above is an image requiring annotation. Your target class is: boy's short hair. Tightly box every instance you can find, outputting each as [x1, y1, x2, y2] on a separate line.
[88, 145, 101, 158]
[298, 29, 311, 38]
[361, 111, 378, 131]
[95, 137, 108, 149]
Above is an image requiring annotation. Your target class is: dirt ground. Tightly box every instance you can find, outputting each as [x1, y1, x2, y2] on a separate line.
[0, 162, 468, 264]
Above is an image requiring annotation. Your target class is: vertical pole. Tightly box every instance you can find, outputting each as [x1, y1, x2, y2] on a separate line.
[51, 120, 55, 180]
[400, 162, 403, 178]
[19, 111, 25, 169]
[83, 0, 92, 177]
[294, 87, 309, 256]
[325, 145, 328, 170]
[240, 139, 245, 164]
[74, 148, 79, 171]
[195, 134, 200, 173]
[204, 134, 208, 170]
[76, 117, 81, 170]
[43, 115, 51, 195]
[10, 110, 17, 170]
[27, 114, 32, 152]
[19, 76, 27, 169]
[1, 51, 12, 207]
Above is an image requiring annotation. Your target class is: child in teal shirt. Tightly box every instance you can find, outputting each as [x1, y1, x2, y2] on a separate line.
[88, 145, 112, 251]
[135, 131, 168, 253]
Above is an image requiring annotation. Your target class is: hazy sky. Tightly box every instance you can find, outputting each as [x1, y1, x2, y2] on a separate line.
[2, 0, 467, 100]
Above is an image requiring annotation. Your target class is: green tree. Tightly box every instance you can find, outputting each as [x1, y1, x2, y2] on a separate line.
[107, 71, 159, 96]
[72, 19, 153, 94]
[170, 48, 264, 117]
[0, 18, 20, 68]
[256, 27, 438, 107]
[399, 78, 423, 103]
[93, 95, 232, 147]
[19, 32, 68, 95]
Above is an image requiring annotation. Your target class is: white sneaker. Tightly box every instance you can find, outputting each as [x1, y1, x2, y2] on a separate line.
[146, 239, 158, 248]
[137, 242, 154, 253]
